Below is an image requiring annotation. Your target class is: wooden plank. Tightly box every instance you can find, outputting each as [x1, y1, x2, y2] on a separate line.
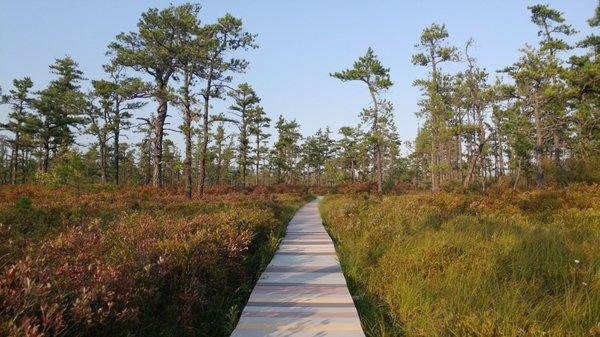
[231, 197, 365, 337]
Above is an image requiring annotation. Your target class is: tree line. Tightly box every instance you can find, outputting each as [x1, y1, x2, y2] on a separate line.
[1, 3, 598, 195]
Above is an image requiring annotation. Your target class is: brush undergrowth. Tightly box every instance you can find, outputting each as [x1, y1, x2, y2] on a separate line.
[321, 184, 600, 337]
[0, 184, 310, 337]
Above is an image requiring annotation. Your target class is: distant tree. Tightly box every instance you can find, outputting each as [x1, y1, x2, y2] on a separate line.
[34, 56, 87, 173]
[0, 136, 8, 183]
[499, 5, 576, 187]
[196, 14, 257, 196]
[412, 23, 460, 190]
[460, 40, 493, 189]
[136, 119, 154, 185]
[210, 122, 227, 185]
[337, 126, 362, 182]
[226, 82, 260, 187]
[528, 4, 577, 56]
[177, 65, 197, 197]
[529, 4, 577, 165]
[85, 92, 110, 183]
[302, 128, 334, 186]
[272, 116, 302, 184]
[577, 2, 600, 56]
[331, 47, 393, 194]
[162, 138, 183, 186]
[118, 143, 140, 184]
[374, 101, 402, 186]
[493, 91, 535, 189]
[174, 10, 206, 198]
[248, 106, 270, 185]
[501, 47, 550, 188]
[92, 64, 146, 185]
[568, 2, 600, 157]
[1, 77, 36, 184]
[108, 3, 201, 187]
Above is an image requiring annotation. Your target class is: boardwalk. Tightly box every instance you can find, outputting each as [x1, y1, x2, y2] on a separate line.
[231, 197, 364, 337]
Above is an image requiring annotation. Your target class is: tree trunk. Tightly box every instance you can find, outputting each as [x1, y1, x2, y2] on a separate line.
[10, 132, 19, 185]
[376, 143, 383, 193]
[513, 158, 522, 190]
[145, 142, 152, 185]
[497, 132, 505, 177]
[113, 131, 120, 185]
[456, 133, 462, 180]
[152, 98, 168, 188]
[241, 127, 247, 188]
[534, 103, 545, 188]
[431, 141, 437, 190]
[42, 138, 50, 173]
[182, 74, 193, 199]
[368, 87, 383, 194]
[113, 112, 121, 185]
[552, 129, 561, 166]
[463, 140, 487, 188]
[255, 134, 260, 185]
[430, 51, 441, 191]
[99, 141, 107, 184]
[198, 94, 210, 196]
[183, 115, 193, 198]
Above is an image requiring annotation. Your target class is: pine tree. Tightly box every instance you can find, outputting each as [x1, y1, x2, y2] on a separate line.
[331, 47, 393, 193]
[196, 14, 257, 196]
[302, 128, 334, 186]
[174, 14, 206, 198]
[1, 77, 36, 184]
[568, 2, 600, 158]
[34, 56, 87, 173]
[248, 106, 270, 185]
[227, 83, 260, 187]
[272, 116, 302, 184]
[460, 40, 493, 188]
[337, 126, 362, 182]
[412, 23, 460, 190]
[529, 4, 576, 166]
[109, 3, 201, 187]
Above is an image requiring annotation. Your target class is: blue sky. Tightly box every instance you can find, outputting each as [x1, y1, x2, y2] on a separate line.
[0, 0, 596, 150]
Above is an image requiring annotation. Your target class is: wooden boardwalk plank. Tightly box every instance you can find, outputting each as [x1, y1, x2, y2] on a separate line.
[231, 197, 364, 337]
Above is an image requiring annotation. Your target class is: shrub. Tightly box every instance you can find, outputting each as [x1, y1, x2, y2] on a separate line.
[0, 185, 309, 337]
[337, 182, 375, 194]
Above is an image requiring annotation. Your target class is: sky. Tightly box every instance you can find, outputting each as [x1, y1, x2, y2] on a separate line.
[0, 0, 596, 151]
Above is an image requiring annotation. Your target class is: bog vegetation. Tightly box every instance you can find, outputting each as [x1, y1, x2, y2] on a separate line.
[0, 2, 599, 337]
[0, 184, 309, 336]
[321, 185, 600, 336]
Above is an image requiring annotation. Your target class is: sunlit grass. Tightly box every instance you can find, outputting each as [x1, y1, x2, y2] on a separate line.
[321, 184, 600, 336]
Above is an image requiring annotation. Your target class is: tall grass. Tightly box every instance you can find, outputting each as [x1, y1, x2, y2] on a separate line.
[0, 185, 310, 336]
[321, 185, 600, 336]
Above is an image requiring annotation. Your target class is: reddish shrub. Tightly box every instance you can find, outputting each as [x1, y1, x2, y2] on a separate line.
[250, 184, 274, 195]
[204, 184, 238, 195]
[0, 184, 308, 336]
[0, 224, 135, 336]
[388, 181, 418, 194]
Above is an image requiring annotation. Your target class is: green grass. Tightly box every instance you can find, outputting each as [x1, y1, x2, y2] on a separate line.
[320, 185, 600, 337]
